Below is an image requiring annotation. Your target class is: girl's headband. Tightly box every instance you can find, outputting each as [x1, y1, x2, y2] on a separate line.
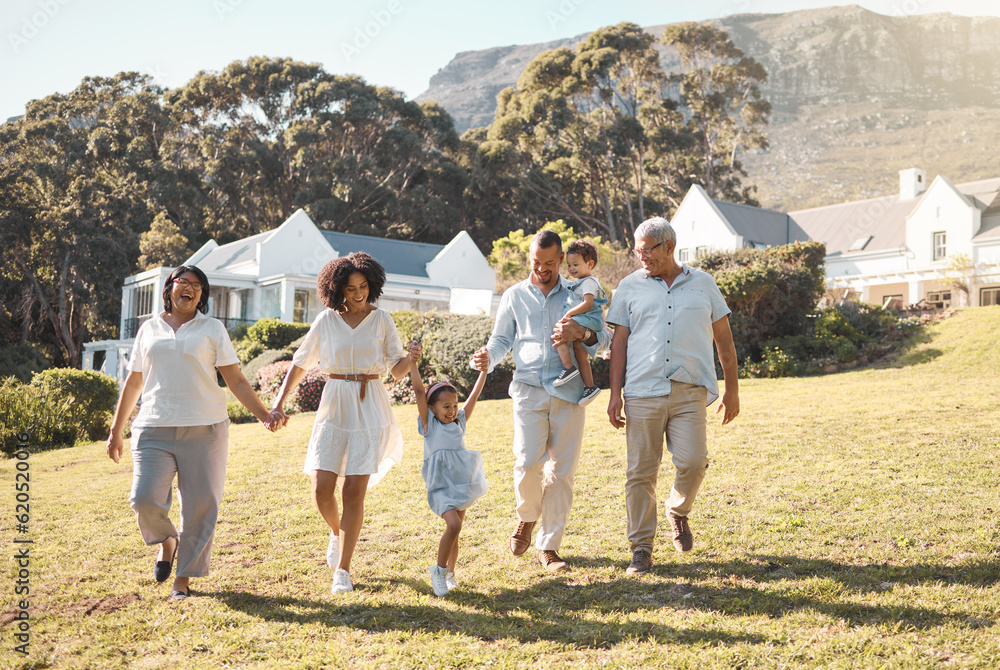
[426, 382, 456, 399]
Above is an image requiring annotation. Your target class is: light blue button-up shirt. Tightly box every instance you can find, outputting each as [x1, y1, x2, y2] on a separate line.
[482, 275, 610, 404]
[606, 266, 731, 405]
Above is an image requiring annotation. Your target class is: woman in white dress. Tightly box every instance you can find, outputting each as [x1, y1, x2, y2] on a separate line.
[271, 252, 415, 594]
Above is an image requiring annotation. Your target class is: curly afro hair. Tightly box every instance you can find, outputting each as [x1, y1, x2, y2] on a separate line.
[317, 252, 386, 310]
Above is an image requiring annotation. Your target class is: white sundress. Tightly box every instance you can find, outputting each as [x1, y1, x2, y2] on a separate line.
[291, 308, 405, 487]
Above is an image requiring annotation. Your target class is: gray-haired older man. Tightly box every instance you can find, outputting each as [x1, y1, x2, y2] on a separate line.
[606, 216, 740, 575]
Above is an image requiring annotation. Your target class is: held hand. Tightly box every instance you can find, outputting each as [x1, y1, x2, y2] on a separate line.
[716, 391, 740, 426]
[552, 319, 585, 347]
[472, 347, 490, 373]
[408, 341, 423, 361]
[264, 408, 288, 432]
[607, 393, 625, 429]
[106, 433, 123, 464]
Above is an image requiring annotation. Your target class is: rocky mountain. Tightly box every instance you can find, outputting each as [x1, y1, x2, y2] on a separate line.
[416, 5, 1000, 211]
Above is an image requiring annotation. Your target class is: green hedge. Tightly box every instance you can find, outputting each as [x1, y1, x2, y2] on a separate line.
[31, 368, 119, 442]
[0, 377, 76, 455]
[243, 348, 294, 389]
[246, 318, 310, 349]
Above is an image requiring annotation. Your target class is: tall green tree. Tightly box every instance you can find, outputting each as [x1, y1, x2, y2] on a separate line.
[0, 73, 180, 367]
[661, 22, 770, 203]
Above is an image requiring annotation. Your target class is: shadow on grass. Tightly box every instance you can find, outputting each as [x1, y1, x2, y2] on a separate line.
[207, 582, 767, 648]
[206, 553, 995, 646]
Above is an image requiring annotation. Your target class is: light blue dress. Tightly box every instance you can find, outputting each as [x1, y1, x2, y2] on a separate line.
[418, 409, 488, 517]
[565, 276, 608, 332]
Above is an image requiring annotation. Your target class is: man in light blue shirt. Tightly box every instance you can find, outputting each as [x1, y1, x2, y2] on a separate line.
[473, 230, 608, 572]
[606, 217, 740, 575]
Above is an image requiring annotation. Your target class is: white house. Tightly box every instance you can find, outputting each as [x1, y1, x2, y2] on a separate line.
[83, 210, 498, 381]
[668, 184, 810, 262]
[791, 169, 1000, 309]
[670, 170, 1000, 310]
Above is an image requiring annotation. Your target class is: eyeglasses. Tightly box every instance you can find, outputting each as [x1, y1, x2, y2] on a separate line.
[173, 278, 203, 291]
[633, 242, 664, 259]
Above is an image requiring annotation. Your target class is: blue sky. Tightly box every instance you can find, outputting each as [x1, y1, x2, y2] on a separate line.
[2, 0, 999, 121]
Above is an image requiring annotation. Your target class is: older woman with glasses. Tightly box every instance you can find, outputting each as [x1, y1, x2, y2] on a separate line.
[106, 265, 284, 600]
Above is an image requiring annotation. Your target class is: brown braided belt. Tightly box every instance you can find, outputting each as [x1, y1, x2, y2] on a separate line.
[328, 373, 381, 401]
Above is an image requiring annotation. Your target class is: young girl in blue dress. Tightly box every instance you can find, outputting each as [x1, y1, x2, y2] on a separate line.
[408, 346, 488, 596]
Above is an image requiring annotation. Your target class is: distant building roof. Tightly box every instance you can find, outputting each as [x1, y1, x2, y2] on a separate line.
[193, 231, 268, 273]
[790, 194, 914, 256]
[791, 176, 1000, 256]
[321, 231, 444, 279]
[712, 199, 809, 247]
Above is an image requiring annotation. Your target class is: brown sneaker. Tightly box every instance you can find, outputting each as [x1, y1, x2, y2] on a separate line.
[510, 520, 536, 556]
[670, 515, 693, 553]
[625, 548, 653, 574]
[537, 550, 567, 572]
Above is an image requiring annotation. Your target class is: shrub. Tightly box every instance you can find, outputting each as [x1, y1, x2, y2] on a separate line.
[256, 361, 324, 413]
[246, 319, 310, 349]
[243, 348, 294, 389]
[30, 368, 119, 442]
[695, 241, 827, 365]
[759, 346, 799, 378]
[227, 400, 257, 424]
[234, 339, 266, 366]
[0, 343, 51, 383]
[425, 314, 515, 399]
[0, 377, 76, 455]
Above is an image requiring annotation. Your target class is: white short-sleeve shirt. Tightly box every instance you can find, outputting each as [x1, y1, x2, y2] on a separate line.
[128, 311, 239, 428]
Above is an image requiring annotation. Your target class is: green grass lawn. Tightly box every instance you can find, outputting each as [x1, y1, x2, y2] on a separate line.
[3, 308, 999, 669]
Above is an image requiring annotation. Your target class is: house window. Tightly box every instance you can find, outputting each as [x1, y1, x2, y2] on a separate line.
[677, 248, 689, 262]
[881, 295, 903, 310]
[932, 231, 947, 260]
[981, 287, 1000, 307]
[261, 285, 281, 319]
[926, 290, 952, 309]
[695, 246, 708, 258]
[293, 288, 311, 323]
[133, 284, 154, 319]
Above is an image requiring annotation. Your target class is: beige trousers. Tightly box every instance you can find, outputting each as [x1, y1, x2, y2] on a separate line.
[510, 381, 586, 551]
[624, 383, 708, 553]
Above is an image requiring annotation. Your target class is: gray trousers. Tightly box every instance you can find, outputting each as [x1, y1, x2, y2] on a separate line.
[129, 420, 229, 577]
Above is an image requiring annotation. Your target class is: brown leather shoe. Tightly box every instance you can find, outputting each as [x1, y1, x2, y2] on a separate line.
[510, 520, 536, 556]
[625, 548, 653, 574]
[670, 515, 693, 553]
[537, 550, 567, 572]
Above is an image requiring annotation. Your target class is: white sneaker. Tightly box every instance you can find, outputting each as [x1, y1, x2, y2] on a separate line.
[428, 564, 449, 597]
[331, 568, 353, 594]
[446, 571, 458, 591]
[326, 532, 339, 569]
[578, 386, 602, 407]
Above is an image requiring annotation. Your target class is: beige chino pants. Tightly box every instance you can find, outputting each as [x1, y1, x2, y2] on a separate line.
[624, 382, 709, 553]
[510, 381, 586, 551]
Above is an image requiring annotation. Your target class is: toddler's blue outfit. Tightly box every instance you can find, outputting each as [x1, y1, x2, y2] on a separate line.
[418, 409, 488, 517]
[565, 276, 608, 332]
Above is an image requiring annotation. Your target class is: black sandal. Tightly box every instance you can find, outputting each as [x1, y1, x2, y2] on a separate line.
[154, 538, 178, 583]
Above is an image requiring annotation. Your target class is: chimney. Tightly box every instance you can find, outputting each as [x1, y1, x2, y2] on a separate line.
[899, 167, 927, 200]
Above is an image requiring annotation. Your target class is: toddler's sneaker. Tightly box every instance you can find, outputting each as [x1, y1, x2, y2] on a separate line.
[326, 531, 339, 569]
[553, 367, 580, 386]
[446, 571, 458, 591]
[578, 386, 602, 407]
[331, 568, 353, 594]
[428, 564, 450, 597]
